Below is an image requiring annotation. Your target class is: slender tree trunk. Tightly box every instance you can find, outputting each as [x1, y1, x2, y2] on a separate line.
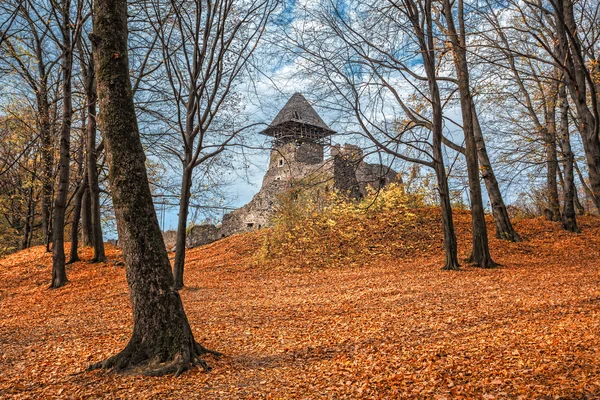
[81, 187, 93, 246]
[558, 83, 578, 232]
[574, 160, 593, 213]
[434, 134, 460, 271]
[442, 0, 496, 268]
[472, 105, 521, 241]
[39, 97, 53, 252]
[417, 0, 459, 270]
[554, 0, 600, 213]
[21, 183, 34, 250]
[545, 102, 561, 221]
[88, 0, 218, 375]
[68, 174, 87, 263]
[173, 163, 193, 290]
[51, 0, 74, 289]
[86, 63, 106, 262]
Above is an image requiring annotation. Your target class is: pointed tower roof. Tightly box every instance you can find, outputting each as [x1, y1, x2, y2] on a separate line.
[261, 93, 335, 136]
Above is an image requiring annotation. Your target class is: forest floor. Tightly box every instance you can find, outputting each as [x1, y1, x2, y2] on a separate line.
[1, 211, 599, 399]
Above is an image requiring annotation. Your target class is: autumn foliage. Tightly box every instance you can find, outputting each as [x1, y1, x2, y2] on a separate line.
[260, 183, 443, 269]
[1, 202, 600, 398]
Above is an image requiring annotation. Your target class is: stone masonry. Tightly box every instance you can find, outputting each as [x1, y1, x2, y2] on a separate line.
[165, 93, 399, 250]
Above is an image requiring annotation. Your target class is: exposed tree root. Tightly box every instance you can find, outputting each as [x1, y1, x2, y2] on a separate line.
[465, 253, 499, 269]
[441, 261, 460, 271]
[88, 339, 221, 377]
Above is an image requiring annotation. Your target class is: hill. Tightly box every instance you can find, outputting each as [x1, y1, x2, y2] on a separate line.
[1, 210, 599, 398]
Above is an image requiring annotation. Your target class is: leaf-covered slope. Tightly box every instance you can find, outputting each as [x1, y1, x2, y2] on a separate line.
[1, 212, 599, 398]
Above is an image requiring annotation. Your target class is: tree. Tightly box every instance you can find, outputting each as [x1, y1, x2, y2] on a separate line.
[0, 0, 60, 251]
[88, 0, 218, 375]
[78, 28, 106, 262]
[51, 0, 84, 288]
[438, 0, 497, 268]
[288, 0, 461, 269]
[144, 0, 276, 290]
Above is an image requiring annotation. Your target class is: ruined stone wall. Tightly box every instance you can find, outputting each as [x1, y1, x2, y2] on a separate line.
[333, 153, 362, 200]
[170, 141, 399, 251]
[186, 224, 220, 248]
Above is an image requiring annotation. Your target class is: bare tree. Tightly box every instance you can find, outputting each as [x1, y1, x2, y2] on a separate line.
[0, 0, 61, 251]
[144, 0, 276, 289]
[287, 0, 461, 269]
[51, 0, 84, 288]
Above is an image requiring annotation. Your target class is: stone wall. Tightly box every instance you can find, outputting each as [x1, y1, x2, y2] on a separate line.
[167, 141, 399, 250]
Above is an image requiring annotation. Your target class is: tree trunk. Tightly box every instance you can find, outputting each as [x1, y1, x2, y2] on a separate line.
[86, 63, 106, 262]
[51, 0, 74, 289]
[557, 83, 578, 232]
[88, 0, 218, 375]
[39, 96, 53, 253]
[69, 174, 88, 263]
[544, 88, 561, 222]
[472, 105, 521, 241]
[417, 0, 459, 270]
[442, 0, 496, 268]
[574, 160, 593, 213]
[81, 187, 94, 246]
[554, 0, 600, 213]
[173, 164, 193, 290]
[21, 182, 34, 250]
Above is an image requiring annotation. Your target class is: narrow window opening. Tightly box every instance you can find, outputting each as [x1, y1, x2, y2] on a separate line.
[247, 223, 254, 228]
[278, 159, 284, 167]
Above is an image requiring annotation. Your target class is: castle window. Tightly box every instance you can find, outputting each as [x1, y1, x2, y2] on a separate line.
[276, 176, 281, 181]
[293, 111, 300, 119]
[247, 223, 254, 228]
[278, 159, 284, 167]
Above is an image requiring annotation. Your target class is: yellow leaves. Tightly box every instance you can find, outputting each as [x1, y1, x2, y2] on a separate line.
[259, 183, 441, 269]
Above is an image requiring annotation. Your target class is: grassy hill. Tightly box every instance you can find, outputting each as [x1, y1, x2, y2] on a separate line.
[1, 208, 599, 398]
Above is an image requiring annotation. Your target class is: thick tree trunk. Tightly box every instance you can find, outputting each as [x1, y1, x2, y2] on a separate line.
[88, 0, 218, 375]
[51, 0, 74, 289]
[173, 164, 193, 290]
[442, 0, 496, 268]
[86, 65, 106, 262]
[557, 83, 578, 232]
[472, 105, 521, 241]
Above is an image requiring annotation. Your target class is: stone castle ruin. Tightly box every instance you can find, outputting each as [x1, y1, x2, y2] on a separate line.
[166, 93, 398, 249]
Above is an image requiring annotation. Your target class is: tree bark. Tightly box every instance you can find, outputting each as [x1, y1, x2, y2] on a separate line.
[472, 105, 521, 241]
[544, 89, 561, 222]
[173, 164, 193, 290]
[88, 0, 218, 375]
[85, 61, 106, 262]
[554, 0, 600, 213]
[441, 0, 496, 268]
[51, 0, 74, 289]
[557, 83, 578, 232]
[39, 93, 53, 252]
[81, 187, 94, 246]
[68, 173, 87, 263]
[419, 0, 459, 270]
[21, 181, 34, 250]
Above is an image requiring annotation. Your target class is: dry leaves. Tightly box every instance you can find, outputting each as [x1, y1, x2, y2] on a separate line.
[0, 212, 599, 399]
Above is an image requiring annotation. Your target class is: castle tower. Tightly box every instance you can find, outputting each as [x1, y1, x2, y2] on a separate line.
[261, 93, 335, 169]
